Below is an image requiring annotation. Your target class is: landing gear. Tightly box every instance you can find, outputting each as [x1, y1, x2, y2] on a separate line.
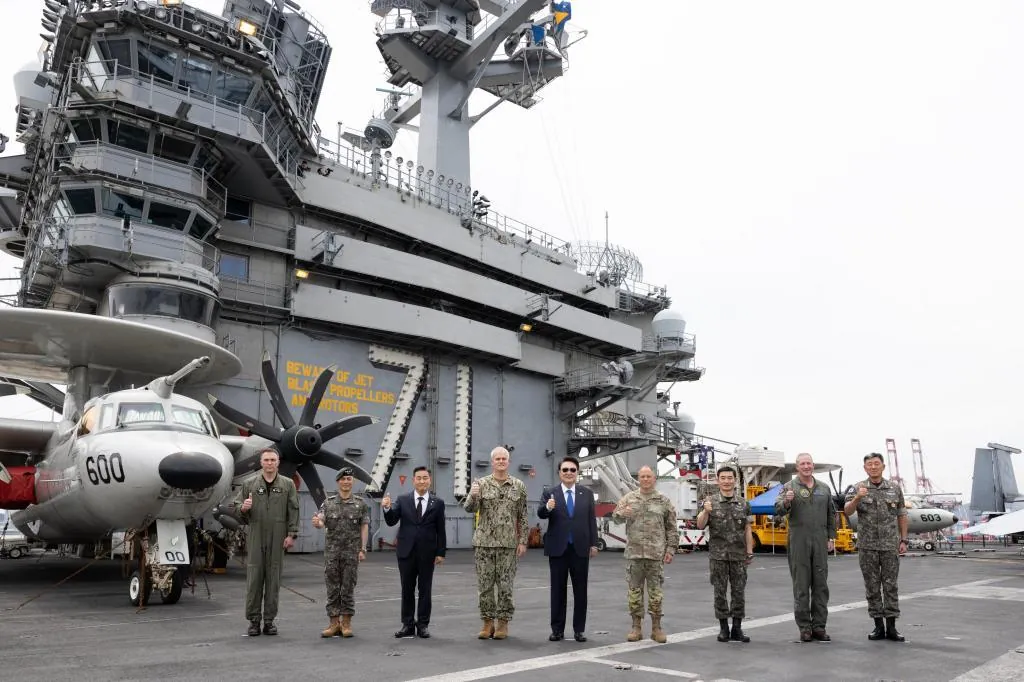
[126, 521, 192, 607]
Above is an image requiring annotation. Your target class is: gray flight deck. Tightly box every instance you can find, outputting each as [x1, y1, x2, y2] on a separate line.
[1, 548, 1022, 681]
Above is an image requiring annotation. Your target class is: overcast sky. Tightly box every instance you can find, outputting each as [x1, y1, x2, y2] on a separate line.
[1, 1, 1022, 500]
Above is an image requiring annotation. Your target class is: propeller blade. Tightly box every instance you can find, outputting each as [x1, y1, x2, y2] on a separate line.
[318, 414, 380, 443]
[314, 449, 374, 485]
[828, 471, 838, 494]
[261, 353, 296, 430]
[838, 469, 844, 492]
[279, 459, 298, 479]
[208, 395, 282, 442]
[296, 461, 328, 509]
[299, 365, 336, 427]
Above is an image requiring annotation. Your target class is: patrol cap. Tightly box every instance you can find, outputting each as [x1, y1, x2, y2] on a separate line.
[335, 467, 354, 481]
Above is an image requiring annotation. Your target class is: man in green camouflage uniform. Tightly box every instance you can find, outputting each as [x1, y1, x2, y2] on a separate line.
[696, 464, 754, 643]
[611, 465, 677, 644]
[234, 447, 299, 636]
[463, 446, 528, 640]
[313, 467, 369, 638]
[844, 452, 908, 643]
[774, 452, 837, 642]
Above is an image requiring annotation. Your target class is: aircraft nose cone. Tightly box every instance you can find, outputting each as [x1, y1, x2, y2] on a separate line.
[159, 452, 223, 491]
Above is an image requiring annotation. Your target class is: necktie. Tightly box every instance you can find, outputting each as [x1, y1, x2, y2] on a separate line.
[417, 496, 424, 521]
[566, 489, 574, 545]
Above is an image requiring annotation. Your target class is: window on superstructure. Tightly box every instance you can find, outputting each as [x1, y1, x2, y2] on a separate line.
[97, 39, 132, 76]
[70, 118, 101, 143]
[179, 56, 213, 96]
[101, 189, 145, 221]
[214, 70, 254, 106]
[106, 120, 150, 154]
[148, 201, 191, 231]
[65, 188, 97, 215]
[153, 133, 195, 165]
[137, 42, 177, 85]
[189, 213, 213, 239]
[219, 252, 248, 281]
[225, 196, 251, 224]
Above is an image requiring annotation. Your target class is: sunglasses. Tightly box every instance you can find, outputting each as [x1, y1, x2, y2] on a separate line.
[561, 467, 577, 473]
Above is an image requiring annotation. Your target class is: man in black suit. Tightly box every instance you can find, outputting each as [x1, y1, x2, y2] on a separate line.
[538, 455, 599, 642]
[382, 466, 447, 638]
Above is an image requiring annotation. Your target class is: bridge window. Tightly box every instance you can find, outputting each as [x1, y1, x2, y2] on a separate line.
[71, 118, 101, 142]
[97, 39, 132, 76]
[179, 56, 213, 96]
[65, 188, 97, 215]
[106, 120, 150, 154]
[153, 133, 195, 165]
[137, 41, 177, 85]
[189, 213, 213, 239]
[148, 201, 191, 231]
[214, 70, 254, 106]
[107, 285, 218, 326]
[118, 402, 165, 425]
[102, 189, 145, 221]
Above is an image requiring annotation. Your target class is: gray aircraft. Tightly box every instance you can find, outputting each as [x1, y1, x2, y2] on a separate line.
[0, 309, 374, 606]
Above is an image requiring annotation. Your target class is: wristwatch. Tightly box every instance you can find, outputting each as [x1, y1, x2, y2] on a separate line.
[899, 538, 908, 543]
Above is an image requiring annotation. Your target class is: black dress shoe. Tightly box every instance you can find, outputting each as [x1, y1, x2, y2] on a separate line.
[395, 625, 416, 638]
[574, 632, 587, 642]
[548, 632, 564, 641]
[417, 626, 431, 639]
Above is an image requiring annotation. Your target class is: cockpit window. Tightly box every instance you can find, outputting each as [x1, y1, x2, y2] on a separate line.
[172, 406, 212, 435]
[118, 402, 166, 425]
[77, 405, 99, 436]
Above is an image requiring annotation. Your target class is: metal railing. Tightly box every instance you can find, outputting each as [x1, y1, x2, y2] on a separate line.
[68, 59, 306, 190]
[218, 218, 292, 251]
[374, 4, 511, 41]
[641, 332, 696, 354]
[54, 141, 227, 216]
[65, 219, 218, 273]
[217, 277, 289, 309]
[554, 367, 621, 394]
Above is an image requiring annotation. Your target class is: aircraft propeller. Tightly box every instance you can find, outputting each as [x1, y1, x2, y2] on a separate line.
[209, 353, 378, 508]
[827, 469, 849, 512]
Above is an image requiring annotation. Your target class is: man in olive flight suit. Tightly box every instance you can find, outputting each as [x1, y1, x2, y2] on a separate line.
[235, 447, 300, 636]
[774, 452, 837, 642]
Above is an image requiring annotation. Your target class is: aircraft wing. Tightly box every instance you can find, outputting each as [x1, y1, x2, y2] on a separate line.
[961, 509, 1024, 537]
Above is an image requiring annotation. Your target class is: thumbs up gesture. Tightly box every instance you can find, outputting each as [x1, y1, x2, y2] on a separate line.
[703, 499, 713, 513]
[241, 493, 253, 512]
[546, 496, 556, 511]
[785, 489, 796, 503]
[470, 481, 481, 497]
[857, 486, 869, 499]
[382, 494, 392, 509]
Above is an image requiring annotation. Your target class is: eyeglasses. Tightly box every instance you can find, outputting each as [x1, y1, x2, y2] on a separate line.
[561, 467, 577, 473]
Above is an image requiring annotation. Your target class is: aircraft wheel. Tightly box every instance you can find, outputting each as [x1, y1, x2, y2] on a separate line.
[596, 538, 607, 552]
[160, 569, 184, 605]
[752, 536, 762, 551]
[129, 569, 152, 606]
[923, 541, 935, 552]
[8, 546, 23, 559]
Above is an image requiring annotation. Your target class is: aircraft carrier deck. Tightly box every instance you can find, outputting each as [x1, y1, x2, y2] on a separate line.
[1, 549, 1021, 681]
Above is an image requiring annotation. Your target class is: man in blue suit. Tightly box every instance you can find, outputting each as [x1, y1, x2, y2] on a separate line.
[538, 456, 598, 642]
[383, 466, 447, 638]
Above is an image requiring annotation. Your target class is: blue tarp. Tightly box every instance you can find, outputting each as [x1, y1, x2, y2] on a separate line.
[749, 484, 784, 515]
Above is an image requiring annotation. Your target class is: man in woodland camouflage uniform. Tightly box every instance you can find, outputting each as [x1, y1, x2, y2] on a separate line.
[696, 464, 754, 643]
[313, 467, 369, 638]
[463, 446, 529, 640]
[611, 465, 677, 644]
[844, 452, 908, 642]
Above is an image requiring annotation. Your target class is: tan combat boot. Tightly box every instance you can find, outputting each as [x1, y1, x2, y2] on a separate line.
[340, 614, 353, 638]
[321, 617, 341, 638]
[478, 619, 494, 639]
[493, 619, 509, 639]
[650, 615, 667, 643]
[627, 615, 642, 642]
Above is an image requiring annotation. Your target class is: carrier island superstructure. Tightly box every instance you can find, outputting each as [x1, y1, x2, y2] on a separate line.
[0, 0, 705, 550]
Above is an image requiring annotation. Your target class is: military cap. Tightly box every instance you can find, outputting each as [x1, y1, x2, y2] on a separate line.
[335, 467, 354, 481]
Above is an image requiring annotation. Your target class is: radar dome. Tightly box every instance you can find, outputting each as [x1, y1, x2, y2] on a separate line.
[13, 62, 51, 111]
[671, 411, 695, 438]
[651, 309, 686, 340]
